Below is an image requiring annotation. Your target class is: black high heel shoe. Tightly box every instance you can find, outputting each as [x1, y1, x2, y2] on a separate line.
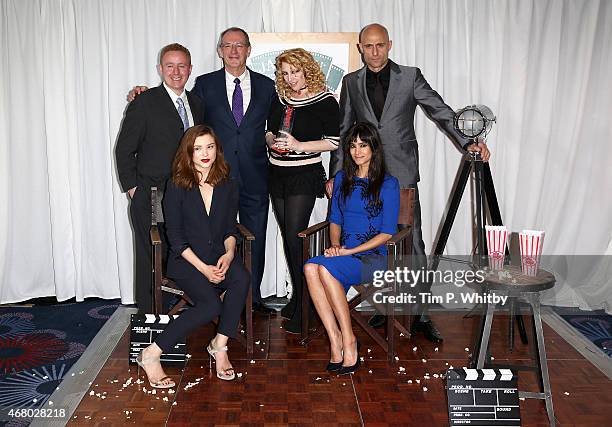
[326, 360, 343, 372]
[337, 340, 361, 375]
[326, 335, 346, 372]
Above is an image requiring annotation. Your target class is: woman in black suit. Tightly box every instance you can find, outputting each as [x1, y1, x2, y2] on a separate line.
[137, 125, 250, 386]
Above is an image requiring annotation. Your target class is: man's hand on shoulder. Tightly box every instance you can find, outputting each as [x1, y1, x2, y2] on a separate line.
[466, 140, 491, 162]
[126, 86, 149, 102]
[128, 187, 137, 199]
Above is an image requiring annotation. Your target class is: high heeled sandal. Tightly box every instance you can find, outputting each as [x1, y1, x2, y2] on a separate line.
[206, 342, 236, 381]
[136, 351, 176, 389]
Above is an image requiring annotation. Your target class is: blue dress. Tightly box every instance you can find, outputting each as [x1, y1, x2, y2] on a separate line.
[306, 171, 400, 291]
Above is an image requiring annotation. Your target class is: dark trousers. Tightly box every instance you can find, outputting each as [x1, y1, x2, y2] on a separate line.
[238, 191, 269, 304]
[155, 259, 250, 353]
[399, 185, 430, 320]
[271, 194, 317, 324]
[129, 185, 162, 313]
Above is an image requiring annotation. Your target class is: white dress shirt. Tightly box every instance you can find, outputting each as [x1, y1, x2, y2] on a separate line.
[163, 82, 194, 128]
[225, 69, 251, 116]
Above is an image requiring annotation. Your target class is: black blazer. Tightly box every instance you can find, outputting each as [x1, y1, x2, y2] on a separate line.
[163, 178, 239, 279]
[115, 84, 203, 192]
[192, 69, 275, 195]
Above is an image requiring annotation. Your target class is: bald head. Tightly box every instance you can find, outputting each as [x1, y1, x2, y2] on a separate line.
[358, 23, 392, 72]
[359, 23, 390, 43]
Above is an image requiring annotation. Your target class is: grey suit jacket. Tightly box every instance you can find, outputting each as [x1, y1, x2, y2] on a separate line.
[330, 61, 470, 188]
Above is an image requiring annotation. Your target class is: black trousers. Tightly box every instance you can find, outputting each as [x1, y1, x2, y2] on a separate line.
[155, 259, 250, 353]
[238, 191, 269, 305]
[271, 194, 316, 324]
[129, 185, 163, 313]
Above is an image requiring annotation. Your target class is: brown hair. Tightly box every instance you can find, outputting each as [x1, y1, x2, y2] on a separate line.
[171, 125, 230, 189]
[274, 48, 326, 98]
[159, 43, 191, 65]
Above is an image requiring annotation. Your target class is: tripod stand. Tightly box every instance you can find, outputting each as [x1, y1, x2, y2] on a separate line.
[430, 151, 503, 268]
[428, 150, 528, 365]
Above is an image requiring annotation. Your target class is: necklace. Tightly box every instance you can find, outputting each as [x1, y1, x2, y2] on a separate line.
[292, 86, 309, 98]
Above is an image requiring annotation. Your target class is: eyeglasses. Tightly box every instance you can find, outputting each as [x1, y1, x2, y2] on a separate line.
[220, 42, 248, 50]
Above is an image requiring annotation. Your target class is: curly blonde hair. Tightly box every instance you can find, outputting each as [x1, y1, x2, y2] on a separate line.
[274, 48, 326, 98]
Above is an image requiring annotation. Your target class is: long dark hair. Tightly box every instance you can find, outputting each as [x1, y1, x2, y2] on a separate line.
[340, 122, 387, 203]
[172, 125, 230, 189]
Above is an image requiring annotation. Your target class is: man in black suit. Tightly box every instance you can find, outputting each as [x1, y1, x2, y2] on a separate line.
[191, 28, 276, 313]
[115, 43, 203, 312]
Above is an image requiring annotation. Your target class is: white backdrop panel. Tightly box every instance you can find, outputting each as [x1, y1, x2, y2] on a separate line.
[1, 0, 611, 312]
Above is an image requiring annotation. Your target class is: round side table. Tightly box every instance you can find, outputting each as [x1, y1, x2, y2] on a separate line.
[472, 265, 556, 426]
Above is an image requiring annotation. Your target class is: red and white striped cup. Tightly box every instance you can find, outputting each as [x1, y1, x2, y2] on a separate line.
[485, 225, 507, 270]
[519, 230, 545, 276]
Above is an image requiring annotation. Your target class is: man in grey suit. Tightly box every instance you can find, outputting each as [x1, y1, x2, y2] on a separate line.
[329, 23, 490, 342]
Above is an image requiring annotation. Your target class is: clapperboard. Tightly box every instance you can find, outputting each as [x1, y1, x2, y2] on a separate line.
[129, 314, 187, 366]
[446, 368, 521, 426]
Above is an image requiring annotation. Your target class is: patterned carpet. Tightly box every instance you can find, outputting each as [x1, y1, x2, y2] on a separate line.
[0, 298, 120, 424]
[554, 308, 612, 357]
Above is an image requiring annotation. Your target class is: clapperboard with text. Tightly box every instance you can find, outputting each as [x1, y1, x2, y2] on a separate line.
[129, 314, 187, 366]
[446, 368, 521, 426]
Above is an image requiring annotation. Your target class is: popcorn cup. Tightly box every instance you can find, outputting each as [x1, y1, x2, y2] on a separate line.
[519, 230, 545, 276]
[485, 225, 507, 270]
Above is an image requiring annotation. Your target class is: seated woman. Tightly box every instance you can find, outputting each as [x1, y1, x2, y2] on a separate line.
[304, 122, 399, 375]
[136, 125, 250, 387]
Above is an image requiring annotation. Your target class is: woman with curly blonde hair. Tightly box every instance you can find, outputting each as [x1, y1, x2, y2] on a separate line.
[265, 48, 340, 333]
[274, 48, 327, 98]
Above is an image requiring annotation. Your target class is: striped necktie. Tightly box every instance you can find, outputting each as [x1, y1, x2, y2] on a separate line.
[176, 97, 189, 130]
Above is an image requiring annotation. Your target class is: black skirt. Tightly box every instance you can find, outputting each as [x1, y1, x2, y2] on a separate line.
[268, 162, 327, 198]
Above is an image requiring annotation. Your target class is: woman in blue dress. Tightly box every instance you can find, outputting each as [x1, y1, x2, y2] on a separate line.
[304, 122, 399, 375]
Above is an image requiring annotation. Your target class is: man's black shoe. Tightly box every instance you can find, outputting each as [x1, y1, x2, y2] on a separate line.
[253, 302, 274, 314]
[411, 320, 443, 343]
[367, 314, 386, 328]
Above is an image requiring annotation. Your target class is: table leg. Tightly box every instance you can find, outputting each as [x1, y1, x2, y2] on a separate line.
[529, 294, 556, 426]
[476, 302, 495, 369]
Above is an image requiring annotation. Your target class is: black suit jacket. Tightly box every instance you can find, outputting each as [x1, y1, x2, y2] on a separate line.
[163, 178, 239, 279]
[192, 69, 275, 195]
[115, 84, 203, 192]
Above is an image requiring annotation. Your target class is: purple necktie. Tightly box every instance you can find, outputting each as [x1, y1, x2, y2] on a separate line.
[232, 78, 243, 126]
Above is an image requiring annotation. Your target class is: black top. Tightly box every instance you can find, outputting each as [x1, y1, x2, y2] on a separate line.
[267, 91, 340, 167]
[366, 62, 391, 121]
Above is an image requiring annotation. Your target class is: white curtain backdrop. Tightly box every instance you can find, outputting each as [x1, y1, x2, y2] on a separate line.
[1, 0, 611, 312]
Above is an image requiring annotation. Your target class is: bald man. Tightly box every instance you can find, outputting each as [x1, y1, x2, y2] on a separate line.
[329, 23, 490, 342]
